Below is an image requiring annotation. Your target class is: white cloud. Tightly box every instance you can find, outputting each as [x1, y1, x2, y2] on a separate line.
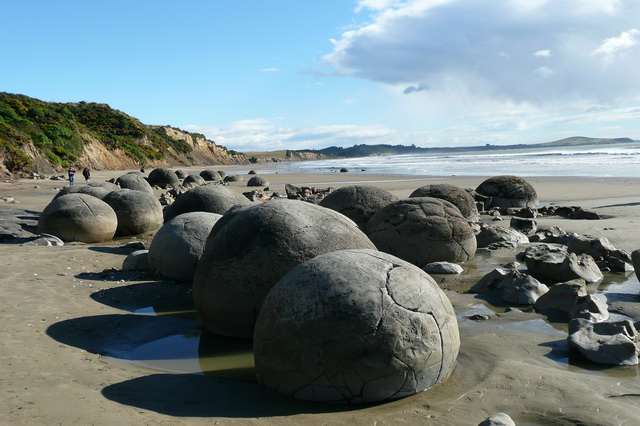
[323, 0, 640, 105]
[260, 68, 282, 72]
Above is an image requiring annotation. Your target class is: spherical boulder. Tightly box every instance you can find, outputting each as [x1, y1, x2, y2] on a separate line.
[365, 197, 477, 266]
[115, 173, 154, 194]
[247, 175, 269, 187]
[147, 167, 179, 189]
[162, 184, 251, 223]
[475, 175, 538, 209]
[254, 249, 460, 403]
[224, 175, 243, 183]
[175, 169, 188, 179]
[183, 174, 206, 188]
[319, 185, 398, 229]
[148, 212, 222, 282]
[200, 169, 222, 182]
[53, 184, 112, 200]
[193, 199, 377, 338]
[102, 189, 163, 236]
[217, 170, 227, 179]
[410, 183, 479, 222]
[37, 194, 117, 243]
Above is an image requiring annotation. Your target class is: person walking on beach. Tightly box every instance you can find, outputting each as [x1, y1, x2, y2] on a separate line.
[82, 167, 91, 182]
[68, 167, 76, 186]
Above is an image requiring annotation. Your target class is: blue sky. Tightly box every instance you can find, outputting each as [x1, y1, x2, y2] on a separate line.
[2, 0, 640, 151]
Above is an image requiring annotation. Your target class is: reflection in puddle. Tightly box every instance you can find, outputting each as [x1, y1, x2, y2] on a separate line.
[128, 330, 255, 381]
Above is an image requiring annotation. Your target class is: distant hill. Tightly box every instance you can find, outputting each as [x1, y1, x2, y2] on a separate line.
[257, 136, 636, 161]
[0, 92, 248, 177]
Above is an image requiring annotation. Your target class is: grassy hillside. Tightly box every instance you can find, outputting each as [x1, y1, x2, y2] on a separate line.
[0, 92, 232, 173]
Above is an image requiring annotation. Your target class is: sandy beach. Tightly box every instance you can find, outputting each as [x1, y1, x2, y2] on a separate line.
[2, 165, 640, 425]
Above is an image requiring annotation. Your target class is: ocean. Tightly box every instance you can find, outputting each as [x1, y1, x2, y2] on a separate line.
[266, 142, 640, 178]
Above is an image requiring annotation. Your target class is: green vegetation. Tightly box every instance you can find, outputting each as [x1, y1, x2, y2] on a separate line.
[0, 92, 232, 173]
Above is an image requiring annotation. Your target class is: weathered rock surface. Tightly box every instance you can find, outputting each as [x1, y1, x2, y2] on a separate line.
[410, 183, 480, 222]
[509, 217, 537, 236]
[102, 189, 163, 237]
[423, 261, 464, 274]
[37, 194, 117, 243]
[476, 175, 538, 209]
[115, 173, 154, 194]
[162, 184, 251, 223]
[147, 167, 179, 189]
[365, 197, 476, 267]
[534, 279, 587, 318]
[247, 175, 269, 187]
[568, 318, 639, 366]
[319, 185, 398, 229]
[501, 271, 549, 305]
[518, 244, 603, 283]
[571, 294, 610, 322]
[148, 212, 222, 282]
[476, 225, 529, 248]
[193, 199, 377, 338]
[253, 249, 460, 403]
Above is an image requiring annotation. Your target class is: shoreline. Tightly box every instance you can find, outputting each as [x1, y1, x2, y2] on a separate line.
[1, 165, 640, 424]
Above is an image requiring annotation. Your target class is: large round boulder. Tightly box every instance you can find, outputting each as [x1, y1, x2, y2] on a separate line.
[199, 169, 222, 182]
[53, 184, 112, 200]
[37, 194, 117, 243]
[319, 185, 398, 229]
[365, 197, 477, 266]
[115, 173, 154, 194]
[247, 175, 269, 187]
[162, 184, 251, 223]
[147, 167, 179, 189]
[193, 199, 377, 338]
[254, 249, 460, 403]
[174, 169, 188, 179]
[148, 212, 222, 282]
[410, 183, 479, 222]
[102, 189, 163, 237]
[476, 175, 538, 209]
[183, 174, 205, 188]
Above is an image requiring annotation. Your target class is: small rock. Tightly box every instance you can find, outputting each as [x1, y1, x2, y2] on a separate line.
[423, 262, 464, 274]
[478, 412, 516, 426]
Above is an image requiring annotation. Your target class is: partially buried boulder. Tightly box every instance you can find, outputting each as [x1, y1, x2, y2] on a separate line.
[162, 184, 251, 223]
[115, 173, 154, 194]
[199, 169, 222, 182]
[518, 244, 603, 284]
[53, 184, 112, 200]
[476, 175, 538, 209]
[253, 249, 459, 403]
[476, 225, 529, 248]
[247, 175, 269, 187]
[319, 185, 398, 229]
[147, 167, 179, 189]
[192, 199, 376, 338]
[37, 194, 117, 243]
[148, 212, 222, 282]
[102, 189, 163, 237]
[183, 174, 206, 188]
[410, 183, 480, 222]
[568, 318, 639, 366]
[365, 197, 476, 267]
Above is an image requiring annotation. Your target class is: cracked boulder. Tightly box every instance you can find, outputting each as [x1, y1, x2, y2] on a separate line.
[501, 271, 549, 305]
[534, 279, 587, 318]
[162, 184, 251, 223]
[147, 167, 180, 189]
[102, 189, 163, 237]
[475, 175, 538, 209]
[148, 212, 222, 282]
[476, 225, 529, 248]
[37, 193, 117, 243]
[115, 173, 154, 194]
[568, 318, 640, 366]
[365, 197, 477, 267]
[518, 244, 603, 284]
[193, 199, 376, 338]
[409, 183, 480, 222]
[319, 185, 398, 229]
[254, 249, 460, 404]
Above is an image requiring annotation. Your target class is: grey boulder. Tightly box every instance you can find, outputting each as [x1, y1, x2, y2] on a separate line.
[423, 261, 464, 274]
[115, 173, 154, 194]
[501, 271, 549, 305]
[102, 189, 163, 237]
[193, 199, 376, 338]
[534, 279, 587, 318]
[147, 167, 179, 189]
[199, 169, 222, 182]
[162, 184, 251, 223]
[476, 225, 529, 248]
[183, 174, 206, 188]
[122, 250, 149, 272]
[365, 197, 476, 267]
[148, 212, 222, 282]
[254, 249, 460, 403]
[518, 244, 603, 283]
[37, 194, 117, 243]
[568, 318, 639, 366]
[476, 175, 538, 209]
[319, 185, 398, 229]
[53, 184, 113, 200]
[410, 183, 480, 222]
[247, 175, 269, 187]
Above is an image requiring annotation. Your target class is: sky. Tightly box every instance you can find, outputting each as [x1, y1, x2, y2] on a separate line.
[2, 0, 640, 152]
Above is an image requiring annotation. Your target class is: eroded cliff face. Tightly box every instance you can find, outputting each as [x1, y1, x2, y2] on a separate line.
[9, 127, 249, 177]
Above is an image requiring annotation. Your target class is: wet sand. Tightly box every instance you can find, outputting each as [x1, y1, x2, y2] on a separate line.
[1, 166, 640, 425]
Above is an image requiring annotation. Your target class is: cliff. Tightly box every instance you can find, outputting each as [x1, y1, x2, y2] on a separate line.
[0, 93, 248, 177]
